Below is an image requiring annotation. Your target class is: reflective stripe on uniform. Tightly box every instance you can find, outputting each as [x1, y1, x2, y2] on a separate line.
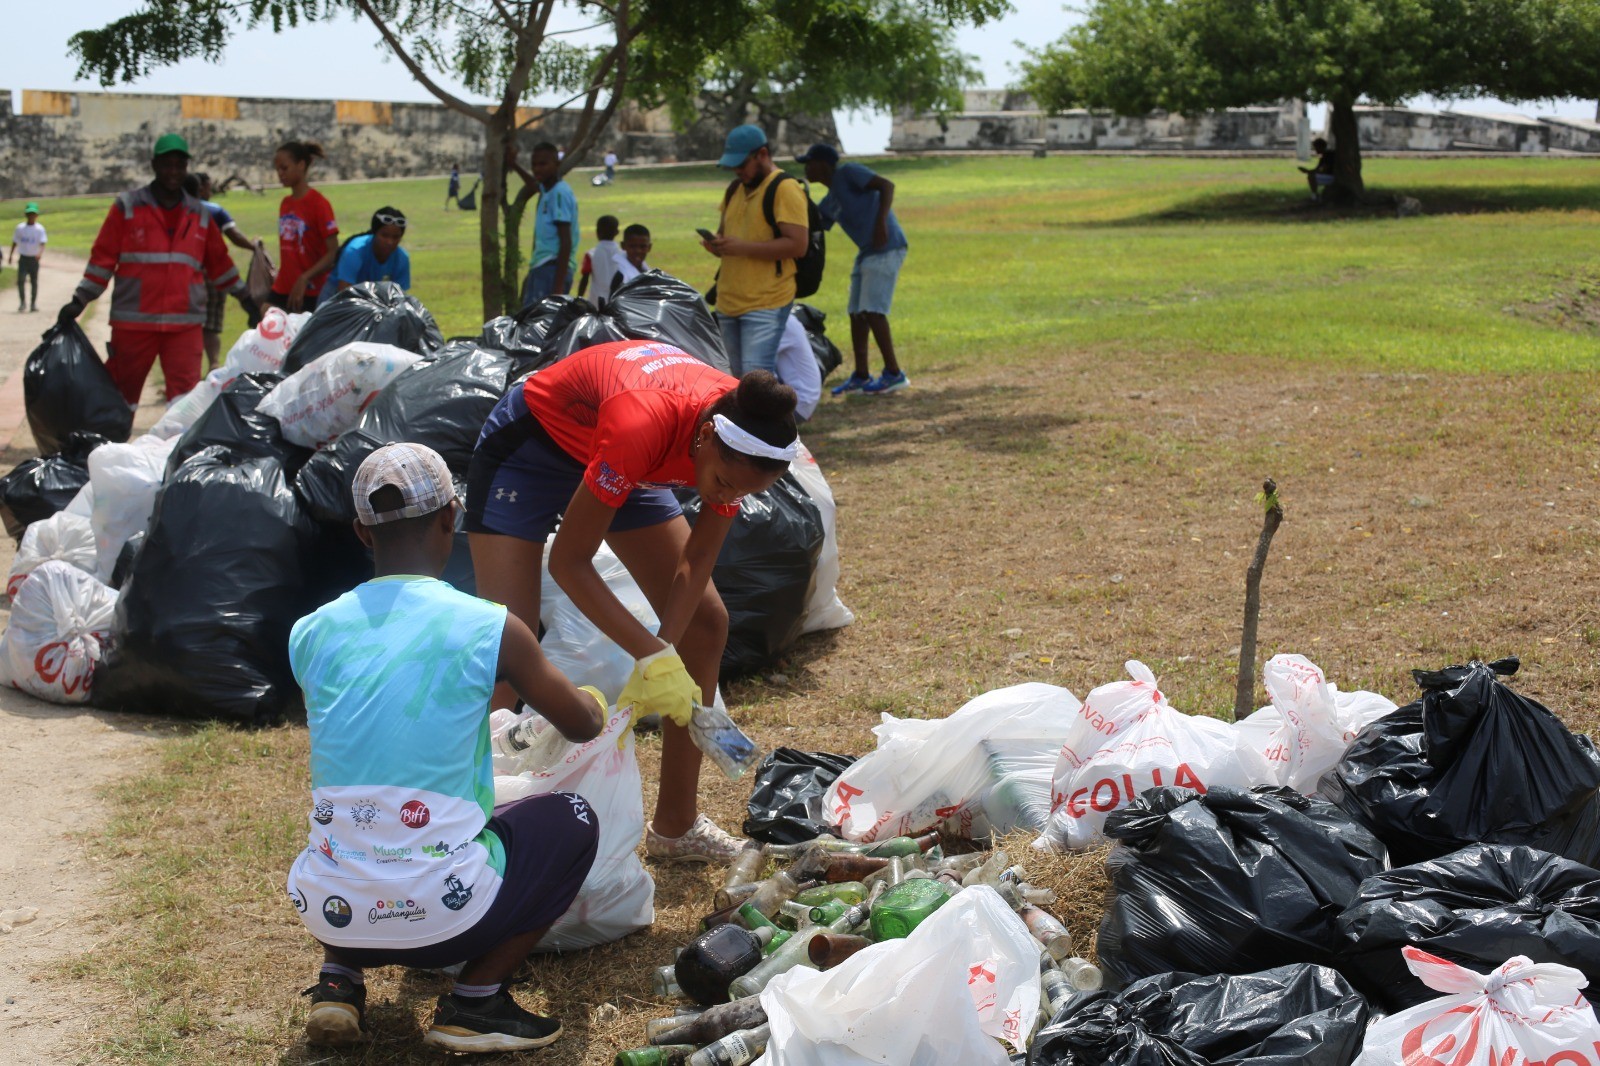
[85, 264, 113, 281]
[112, 310, 204, 326]
[121, 252, 204, 270]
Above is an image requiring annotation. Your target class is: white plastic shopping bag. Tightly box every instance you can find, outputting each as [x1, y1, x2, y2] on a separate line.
[1355, 947, 1600, 1066]
[1035, 661, 1273, 851]
[539, 538, 657, 701]
[824, 683, 1082, 843]
[258, 341, 423, 448]
[1236, 654, 1396, 793]
[147, 368, 227, 440]
[492, 701, 654, 951]
[88, 434, 179, 582]
[221, 307, 308, 377]
[7, 512, 96, 602]
[0, 560, 117, 704]
[757, 886, 1040, 1065]
[788, 440, 854, 635]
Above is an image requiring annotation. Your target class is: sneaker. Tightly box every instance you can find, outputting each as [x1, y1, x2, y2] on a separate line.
[862, 370, 910, 395]
[423, 990, 563, 1053]
[645, 813, 746, 864]
[301, 974, 367, 1046]
[830, 372, 871, 398]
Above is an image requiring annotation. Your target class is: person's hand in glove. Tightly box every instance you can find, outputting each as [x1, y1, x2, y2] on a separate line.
[618, 645, 697, 728]
[55, 298, 84, 330]
[236, 292, 263, 328]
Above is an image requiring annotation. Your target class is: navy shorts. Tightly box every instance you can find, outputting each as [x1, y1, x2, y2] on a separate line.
[465, 385, 683, 543]
[320, 791, 600, 969]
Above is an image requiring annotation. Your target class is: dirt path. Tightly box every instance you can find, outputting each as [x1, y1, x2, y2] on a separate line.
[0, 252, 166, 1064]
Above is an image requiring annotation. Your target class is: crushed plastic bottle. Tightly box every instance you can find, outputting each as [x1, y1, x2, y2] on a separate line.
[689, 701, 762, 781]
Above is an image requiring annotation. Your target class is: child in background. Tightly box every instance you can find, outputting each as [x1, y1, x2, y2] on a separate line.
[272, 141, 339, 312]
[610, 223, 652, 299]
[576, 215, 621, 307]
[333, 207, 412, 292]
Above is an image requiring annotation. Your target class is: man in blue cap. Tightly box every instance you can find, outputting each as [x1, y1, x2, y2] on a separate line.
[700, 124, 809, 375]
[799, 143, 909, 396]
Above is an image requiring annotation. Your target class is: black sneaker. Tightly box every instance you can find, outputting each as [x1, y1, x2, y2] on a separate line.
[424, 990, 563, 1053]
[301, 974, 367, 1046]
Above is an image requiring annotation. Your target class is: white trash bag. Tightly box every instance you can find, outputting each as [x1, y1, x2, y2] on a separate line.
[789, 440, 854, 635]
[539, 538, 656, 700]
[824, 683, 1082, 843]
[0, 560, 117, 704]
[1236, 654, 1396, 793]
[757, 886, 1039, 1066]
[222, 307, 309, 377]
[258, 341, 423, 448]
[1354, 947, 1600, 1066]
[8, 511, 96, 603]
[147, 368, 228, 440]
[88, 434, 180, 582]
[1035, 661, 1273, 852]
[492, 701, 653, 951]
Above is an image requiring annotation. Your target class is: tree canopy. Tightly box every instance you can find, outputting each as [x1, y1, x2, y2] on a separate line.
[1019, 0, 1600, 195]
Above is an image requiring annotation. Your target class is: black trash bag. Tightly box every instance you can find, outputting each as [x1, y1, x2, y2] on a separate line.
[743, 748, 857, 844]
[542, 312, 632, 364]
[165, 372, 311, 479]
[1337, 843, 1600, 1011]
[677, 474, 824, 676]
[110, 530, 144, 590]
[480, 295, 594, 374]
[24, 322, 134, 454]
[0, 431, 106, 541]
[1029, 964, 1369, 1066]
[1097, 785, 1388, 990]
[1318, 656, 1600, 869]
[94, 448, 317, 724]
[295, 344, 514, 524]
[606, 270, 730, 373]
[281, 281, 443, 373]
[792, 303, 842, 383]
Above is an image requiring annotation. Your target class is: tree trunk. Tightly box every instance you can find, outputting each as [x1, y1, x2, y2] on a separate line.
[480, 111, 511, 322]
[1328, 99, 1364, 200]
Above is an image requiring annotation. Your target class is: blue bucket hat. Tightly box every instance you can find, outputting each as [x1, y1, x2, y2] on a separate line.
[719, 124, 768, 168]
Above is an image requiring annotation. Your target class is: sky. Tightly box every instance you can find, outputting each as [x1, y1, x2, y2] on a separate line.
[11, 1, 1598, 156]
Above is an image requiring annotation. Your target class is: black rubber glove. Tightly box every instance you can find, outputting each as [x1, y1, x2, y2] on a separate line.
[55, 298, 84, 329]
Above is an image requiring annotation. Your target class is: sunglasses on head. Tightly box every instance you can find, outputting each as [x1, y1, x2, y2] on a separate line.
[374, 213, 407, 228]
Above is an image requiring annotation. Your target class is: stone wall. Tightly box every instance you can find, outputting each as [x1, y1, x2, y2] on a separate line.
[0, 89, 834, 199]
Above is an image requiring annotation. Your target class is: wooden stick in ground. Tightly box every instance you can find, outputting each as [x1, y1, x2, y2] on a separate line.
[1233, 478, 1284, 721]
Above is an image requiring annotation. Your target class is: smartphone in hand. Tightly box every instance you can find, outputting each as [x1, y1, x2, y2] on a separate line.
[696, 227, 717, 242]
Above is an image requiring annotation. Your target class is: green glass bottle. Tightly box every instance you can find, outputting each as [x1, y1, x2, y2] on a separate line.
[868, 877, 952, 940]
[806, 899, 849, 926]
[615, 1045, 698, 1065]
[735, 903, 792, 953]
[793, 882, 865, 908]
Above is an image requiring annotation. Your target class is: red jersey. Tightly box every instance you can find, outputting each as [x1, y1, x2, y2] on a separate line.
[523, 341, 741, 515]
[274, 188, 338, 296]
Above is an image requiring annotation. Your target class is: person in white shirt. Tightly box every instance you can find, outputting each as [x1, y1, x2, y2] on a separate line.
[576, 215, 622, 308]
[609, 223, 653, 300]
[603, 150, 618, 181]
[773, 313, 822, 420]
[10, 203, 47, 313]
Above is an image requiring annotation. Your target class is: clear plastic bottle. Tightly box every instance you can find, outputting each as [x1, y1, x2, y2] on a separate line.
[688, 701, 762, 780]
[686, 1023, 771, 1066]
[725, 847, 765, 889]
[490, 712, 572, 771]
[1017, 905, 1074, 963]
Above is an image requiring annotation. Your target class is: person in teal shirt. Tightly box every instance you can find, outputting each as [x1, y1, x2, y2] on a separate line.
[288, 442, 605, 1054]
[511, 141, 578, 309]
[332, 206, 412, 291]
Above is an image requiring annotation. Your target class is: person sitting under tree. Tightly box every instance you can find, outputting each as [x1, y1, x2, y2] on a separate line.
[1299, 138, 1339, 203]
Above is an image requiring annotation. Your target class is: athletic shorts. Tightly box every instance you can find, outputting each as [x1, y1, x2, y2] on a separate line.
[464, 385, 683, 543]
[317, 791, 599, 969]
[203, 286, 227, 334]
[848, 247, 906, 317]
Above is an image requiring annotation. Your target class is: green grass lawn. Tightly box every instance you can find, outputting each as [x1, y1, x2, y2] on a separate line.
[11, 154, 1600, 372]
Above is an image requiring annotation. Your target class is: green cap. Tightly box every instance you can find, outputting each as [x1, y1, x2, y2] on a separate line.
[23, 202, 39, 215]
[152, 133, 191, 159]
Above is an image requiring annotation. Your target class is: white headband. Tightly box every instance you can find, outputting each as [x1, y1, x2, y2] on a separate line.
[712, 414, 797, 463]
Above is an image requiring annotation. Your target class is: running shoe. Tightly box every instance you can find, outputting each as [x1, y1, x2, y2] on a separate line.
[645, 813, 746, 864]
[424, 990, 563, 1053]
[302, 973, 367, 1046]
[830, 372, 872, 397]
[862, 370, 910, 395]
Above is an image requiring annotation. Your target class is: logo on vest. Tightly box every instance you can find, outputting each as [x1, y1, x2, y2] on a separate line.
[312, 799, 334, 825]
[369, 899, 428, 924]
[323, 895, 353, 928]
[441, 874, 474, 911]
[289, 886, 307, 913]
[400, 800, 431, 829]
[350, 800, 379, 830]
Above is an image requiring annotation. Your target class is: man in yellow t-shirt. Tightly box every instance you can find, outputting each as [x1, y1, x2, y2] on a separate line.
[700, 124, 810, 375]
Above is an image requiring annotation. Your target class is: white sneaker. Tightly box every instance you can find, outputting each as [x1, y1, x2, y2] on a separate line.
[645, 814, 746, 864]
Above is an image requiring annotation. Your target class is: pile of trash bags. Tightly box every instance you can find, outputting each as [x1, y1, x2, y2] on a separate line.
[0, 277, 853, 727]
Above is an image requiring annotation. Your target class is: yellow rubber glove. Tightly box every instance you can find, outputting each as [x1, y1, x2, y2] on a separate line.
[617, 645, 697, 728]
[578, 685, 609, 721]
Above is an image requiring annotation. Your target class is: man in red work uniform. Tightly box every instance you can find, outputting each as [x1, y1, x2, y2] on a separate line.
[56, 134, 261, 405]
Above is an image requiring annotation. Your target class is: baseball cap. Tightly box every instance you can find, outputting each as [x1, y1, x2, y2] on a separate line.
[152, 133, 191, 159]
[796, 144, 839, 166]
[718, 124, 768, 168]
[352, 442, 457, 526]
[23, 202, 39, 215]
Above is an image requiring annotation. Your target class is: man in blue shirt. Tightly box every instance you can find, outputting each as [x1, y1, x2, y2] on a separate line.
[799, 144, 910, 396]
[511, 141, 578, 309]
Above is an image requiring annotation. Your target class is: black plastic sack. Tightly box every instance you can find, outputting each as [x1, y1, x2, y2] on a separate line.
[677, 473, 824, 676]
[94, 448, 317, 724]
[1097, 785, 1388, 989]
[295, 344, 514, 524]
[480, 295, 594, 374]
[1030, 964, 1369, 1066]
[607, 270, 730, 373]
[166, 372, 311, 479]
[792, 303, 842, 382]
[24, 322, 133, 454]
[744, 748, 857, 844]
[542, 312, 631, 364]
[1318, 657, 1600, 868]
[0, 431, 105, 541]
[281, 281, 443, 373]
[1337, 843, 1600, 1011]
[110, 530, 144, 590]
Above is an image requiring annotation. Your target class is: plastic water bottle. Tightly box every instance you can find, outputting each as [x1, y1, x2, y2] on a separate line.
[688, 701, 761, 780]
[491, 712, 571, 772]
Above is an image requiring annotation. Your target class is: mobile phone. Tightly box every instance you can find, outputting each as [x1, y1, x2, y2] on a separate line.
[696, 227, 717, 242]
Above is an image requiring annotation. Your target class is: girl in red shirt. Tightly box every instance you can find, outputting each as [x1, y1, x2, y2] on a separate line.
[466, 340, 800, 863]
[271, 140, 339, 312]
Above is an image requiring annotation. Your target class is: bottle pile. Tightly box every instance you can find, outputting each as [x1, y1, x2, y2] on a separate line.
[613, 833, 1102, 1065]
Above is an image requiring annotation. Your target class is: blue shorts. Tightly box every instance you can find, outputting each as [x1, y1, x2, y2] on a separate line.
[848, 247, 906, 316]
[464, 386, 683, 543]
